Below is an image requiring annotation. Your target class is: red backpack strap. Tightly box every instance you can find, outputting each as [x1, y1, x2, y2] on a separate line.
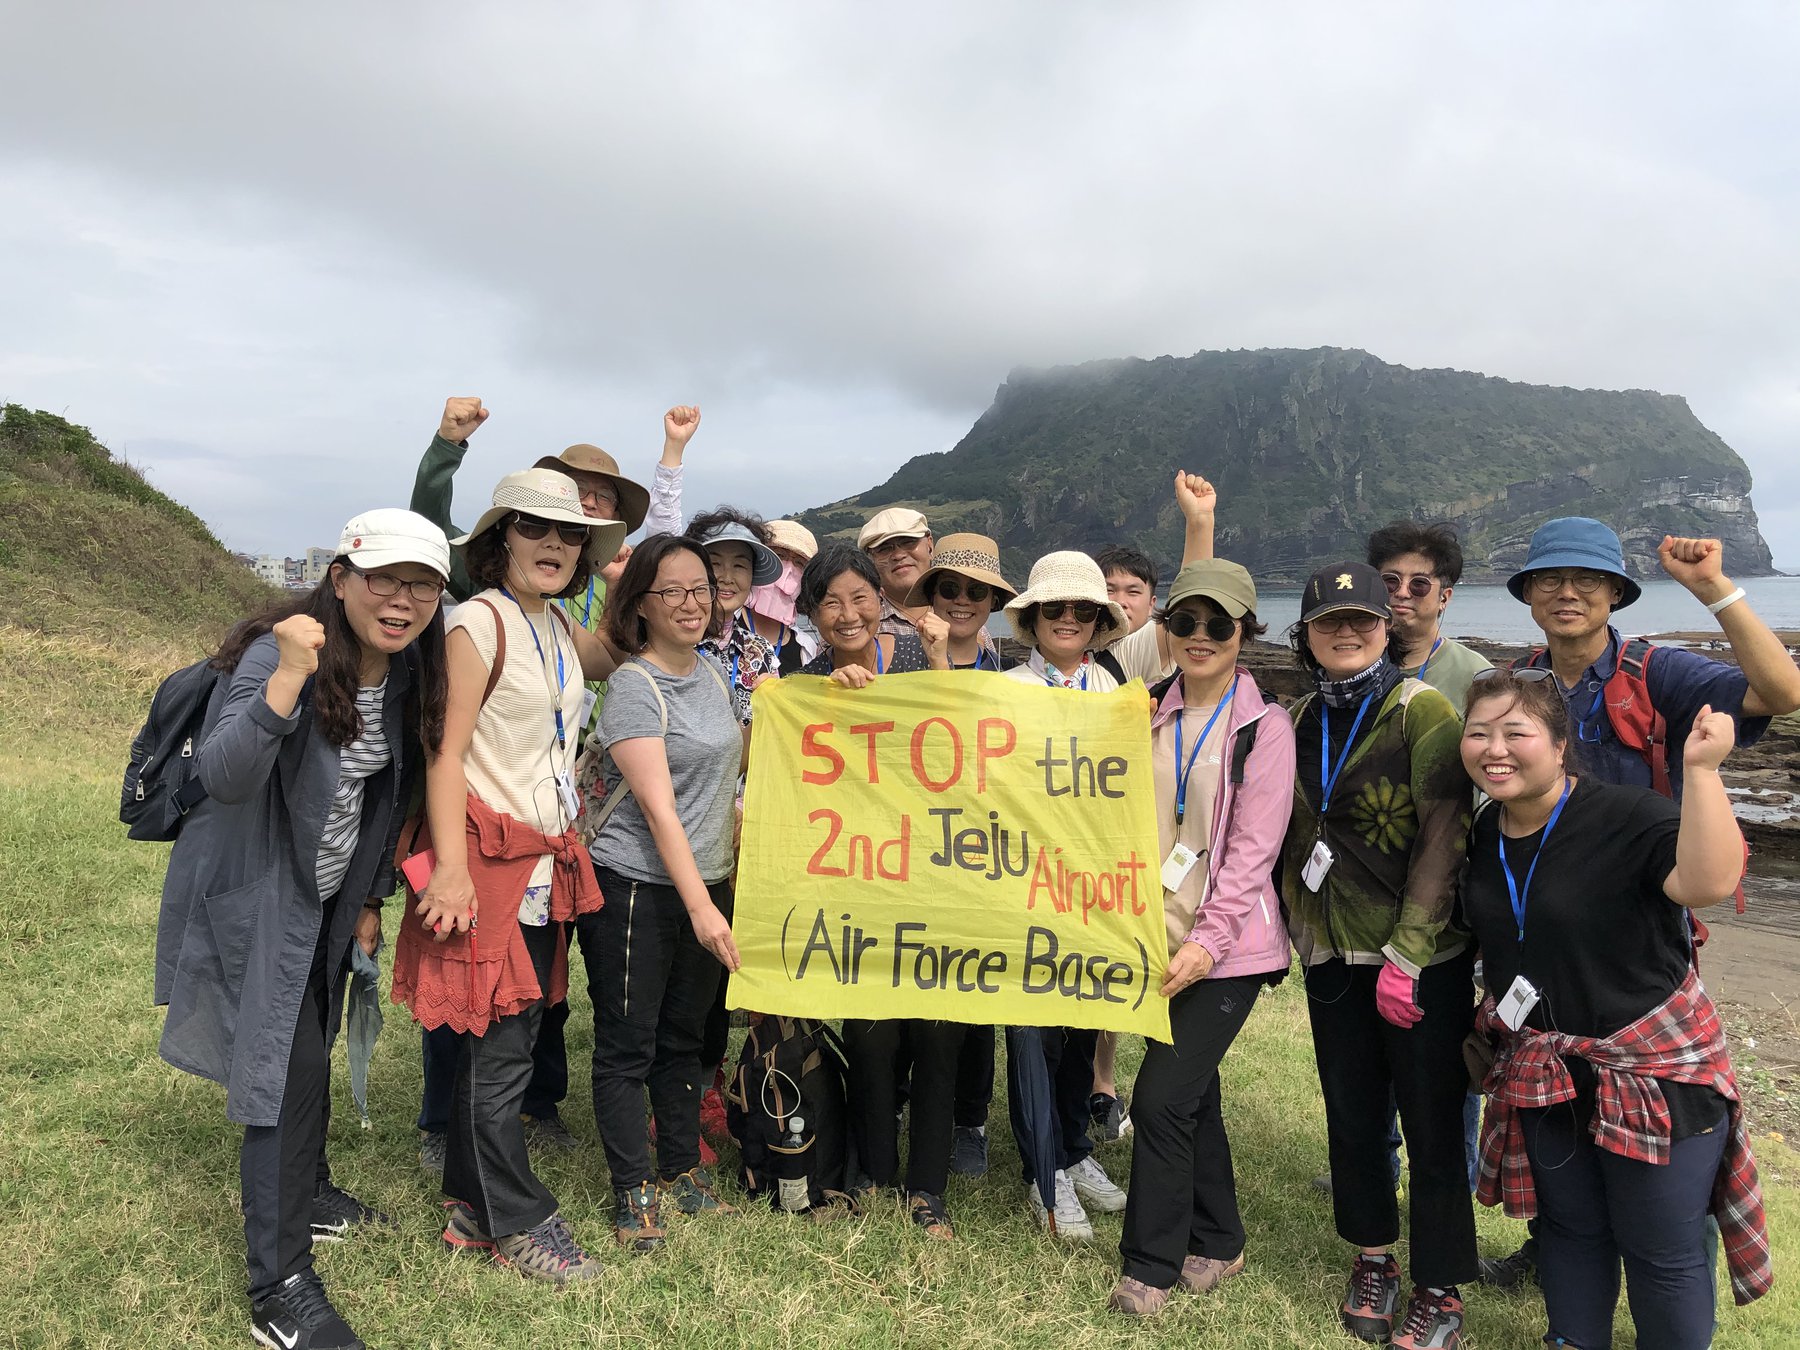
[1604, 638, 1670, 796]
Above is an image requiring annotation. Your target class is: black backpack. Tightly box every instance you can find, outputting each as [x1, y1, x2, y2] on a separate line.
[724, 1016, 852, 1215]
[120, 659, 225, 841]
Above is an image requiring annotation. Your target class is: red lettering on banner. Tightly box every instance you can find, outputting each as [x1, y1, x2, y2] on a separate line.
[909, 716, 963, 793]
[975, 718, 1015, 793]
[800, 724, 844, 785]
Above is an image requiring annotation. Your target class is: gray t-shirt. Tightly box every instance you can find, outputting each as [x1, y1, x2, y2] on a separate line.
[589, 653, 740, 885]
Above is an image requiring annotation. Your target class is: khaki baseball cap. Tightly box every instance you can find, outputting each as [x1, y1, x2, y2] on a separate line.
[1165, 560, 1258, 618]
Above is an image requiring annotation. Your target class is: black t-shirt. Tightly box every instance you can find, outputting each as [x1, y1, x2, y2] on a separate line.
[1465, 776, 1723, 1136]
[800, 632, 930, 677]
[950, 651, 1018, 673]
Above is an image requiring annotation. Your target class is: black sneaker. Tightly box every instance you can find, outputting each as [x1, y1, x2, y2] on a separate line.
[1477, 1236, 1537, 1290]
[419, 1130, 447, 1174]
[311, 1182, 395, 1243]
[521, 1110, 580, 1151]
[251, 1271, 364, 1350]
[950, 1125, 989, 1177]
[1088, 1091, 1132, 1142]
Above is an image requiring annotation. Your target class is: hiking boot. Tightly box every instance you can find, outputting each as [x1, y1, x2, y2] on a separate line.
[1107, 1275, 1169, 1316]
[251, 1271, 364, 1350]
[1390, 1285, 1465, 1350]
[950, 1125, 989, 1177]
[1341, 1253, 1403, 1343]
[440, 1200, 494, 1255]
[1068, 1155, 1128, 1212]
[310, 1183, 395, 1243]
[614, 1182, 666, 1253]
[1477, 1236, 1537, 1290]
[1088, 1091, 1133, 1142]
[1179, 1252, 1246, 1294]
[521, 1110, 579, 1151]
[1027, 1169, 1094, 1241]
[493, 1214, 603, 1285]
[419, 1130, 447, 1174]
[908, 1190, 954, 1240]
[660, 1167, 736, 1216]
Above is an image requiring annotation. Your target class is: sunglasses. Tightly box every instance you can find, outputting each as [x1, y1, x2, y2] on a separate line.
[511, 514, 590, 547]
[1472, 667, 1555, 685]
[1308, 612, 1383, 635]
[933, 578, 992, 604]
[1382, 573, 1440, 599]
[1038, 600, 1099, 623]
[1162, 611, 1239, 642]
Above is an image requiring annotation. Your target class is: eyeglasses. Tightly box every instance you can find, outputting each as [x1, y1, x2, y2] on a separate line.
[650, 583, 716, 608]
[510, 514, 590, 547]
[1526, 570, 1612, 596]
[348, 565, 445, 604]
[1162, 611, 1238, 642]
[1382, 573, 1439, 599]
[1039, 600, 1099, 623]
[933, 578, 991, 603]
[1308, 612, 1383, 635]
[577, 485, 619, 512]
[1472, 667, 1555, 685]
[868, 536, 926, 559]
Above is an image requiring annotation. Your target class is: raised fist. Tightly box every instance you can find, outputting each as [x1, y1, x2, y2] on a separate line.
[599, 543, 633, 590]
[439, 396, 489, 444]
[272, 614, 326, 675]
[1659, 535, 1726, 599]
[916, 611, 950, 666]
[1174, 471, 1217, 524]
[664, 405, 701, 447]
[1683, 703, 1736, 773]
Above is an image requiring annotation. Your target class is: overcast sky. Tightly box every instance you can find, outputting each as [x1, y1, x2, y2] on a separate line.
[3, 2, 1797, 569]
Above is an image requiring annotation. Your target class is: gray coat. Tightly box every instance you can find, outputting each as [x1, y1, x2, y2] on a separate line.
[153, 634, 419, 1126]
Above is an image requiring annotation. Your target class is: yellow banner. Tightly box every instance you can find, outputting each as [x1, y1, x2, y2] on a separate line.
[732, 672, 1171, 1041]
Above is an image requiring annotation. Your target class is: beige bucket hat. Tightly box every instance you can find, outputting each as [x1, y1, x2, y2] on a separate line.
[1002, 550, 1128, 649]
[532, 444, 651, 532]
[902, 533, 1018, 608]
[450, 468, 628, 566]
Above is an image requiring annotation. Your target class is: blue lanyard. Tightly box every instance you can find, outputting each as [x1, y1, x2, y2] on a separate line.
[769, 625, 789, 664]
[1175, 676, 1238, 823]
[1499, 777, 1574, 943]
[827, 639, 886, 675]
[1572, 682, 1606, 744]
[1415, 636, 1443, 683]
[503, 587, 568, 751]
[1318, 694, 1374, 815]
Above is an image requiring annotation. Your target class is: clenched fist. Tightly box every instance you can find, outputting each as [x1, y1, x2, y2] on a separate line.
[916, 611, 950, 667]
[272, 615, 326, 675]
[664, 405, 701, 447]
[1659, 535, 1728, 601]
[439, 396, 489, 444]
[1174, 470, 1217, 524]
[1683, 703, 1736, 773]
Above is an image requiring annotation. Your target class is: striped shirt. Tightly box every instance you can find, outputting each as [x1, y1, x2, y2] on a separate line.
[315, 681, 391, 900]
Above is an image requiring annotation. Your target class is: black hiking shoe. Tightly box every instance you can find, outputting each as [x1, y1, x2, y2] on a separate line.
[251, 1271, 364, 1350]
[1478, 1236, 1538, 1289]
[310, 1182, 395, 1243]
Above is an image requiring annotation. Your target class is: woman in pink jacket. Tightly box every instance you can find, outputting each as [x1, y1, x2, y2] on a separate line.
[1109, 560, 1296, 1316]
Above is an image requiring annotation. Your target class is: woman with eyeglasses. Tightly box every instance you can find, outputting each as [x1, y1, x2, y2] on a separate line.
[154, 511, 450, 1350]
[1106, 561, 1296, 1317]
[393, 469, 626, 1286]
[1278, 561, 1478, 1350]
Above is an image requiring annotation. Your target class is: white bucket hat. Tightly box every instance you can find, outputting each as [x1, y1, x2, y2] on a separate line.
[337, 508, 452, 580]
[449, 468, 627, 565]
[1002, 551, 1128, 649]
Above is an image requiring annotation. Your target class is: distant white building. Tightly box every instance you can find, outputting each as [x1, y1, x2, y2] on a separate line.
[304, 547, 336, 584]
[250, 555, 286, 586]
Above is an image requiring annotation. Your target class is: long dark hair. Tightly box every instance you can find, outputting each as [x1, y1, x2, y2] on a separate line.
[464, 515, 596, 599]
[604, 534, 719, 655]
[212, 559, 449, 753]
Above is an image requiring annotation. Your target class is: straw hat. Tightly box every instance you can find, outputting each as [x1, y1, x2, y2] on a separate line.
[1002, 551, 1128, 649]
[532, 444, 651, 532]
[902, 533, 1017, 608]
[765, 519, 819, 562]
[450, 468, 628, 566]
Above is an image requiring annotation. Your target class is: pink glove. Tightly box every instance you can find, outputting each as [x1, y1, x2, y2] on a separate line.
[1374, 961, 1423, 1028]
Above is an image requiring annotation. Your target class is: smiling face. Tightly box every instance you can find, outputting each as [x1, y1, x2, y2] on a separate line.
[1168, 598, 1242, 688]
[867, 534, 932, 600]
[637, 548, 712, 651]
[1379, 549, 1449, 651]
[1032, 602, 1097, 672]
[331, 561, 443, 658]
[505, 515, 582, 597]
[1462, 692, 1567, 803]
[1306, 610, 1388, 679]
[706, 541, 756, 620]
[814, 567, 884, 656]
[929, 574, 996, 643]
[1105, 569, 1154, 634]
[1525, 568, 1624, 645]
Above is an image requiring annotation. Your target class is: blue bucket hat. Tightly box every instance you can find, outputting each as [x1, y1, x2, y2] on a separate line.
[1506, 517, 1640, 608]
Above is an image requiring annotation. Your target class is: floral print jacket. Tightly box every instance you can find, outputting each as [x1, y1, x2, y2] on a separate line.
[1280, 678, 1472, 975]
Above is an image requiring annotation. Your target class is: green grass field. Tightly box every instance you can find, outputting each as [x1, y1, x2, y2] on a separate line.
[2, 622, 1794, 1348]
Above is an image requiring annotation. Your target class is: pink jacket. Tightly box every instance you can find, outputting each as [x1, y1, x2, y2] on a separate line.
[1151, 667, 1296, 981]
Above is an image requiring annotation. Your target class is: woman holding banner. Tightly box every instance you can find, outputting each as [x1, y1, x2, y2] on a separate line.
[999, 552, 1132, 1239]
[798, 542, 949, 683]
[1279, 562, 1477, 1349]
[1108, 560, 1296, 1316]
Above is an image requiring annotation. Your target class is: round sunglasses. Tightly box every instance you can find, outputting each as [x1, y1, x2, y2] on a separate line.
[1160, 611, 1239, 642]
[1038, 600, 1099, 623]
[932, 578, 992, 603]
[510, 513, 590, 547]
[1381, 572, 1440, 599]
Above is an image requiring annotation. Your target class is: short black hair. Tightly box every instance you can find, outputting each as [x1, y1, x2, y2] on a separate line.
[798, 542, 881, 618]
[1094, 544, 1157, 589]
[684, 505, 773, 548]
[464, 514, 595, 599]
[603, 534, 717, 654]
[1366, 521, 1465, 587]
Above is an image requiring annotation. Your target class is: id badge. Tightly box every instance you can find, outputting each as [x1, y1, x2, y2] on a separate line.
[1301, 838, 1335, 893]
[574, 687, 598, 734]
[556, 768, 582, 823]
[1161, 842, 1201, 893]
[1496, 974, 1542, 1032]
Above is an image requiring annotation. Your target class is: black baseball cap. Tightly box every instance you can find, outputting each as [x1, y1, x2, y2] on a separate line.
[1300, 561, 1393, 624]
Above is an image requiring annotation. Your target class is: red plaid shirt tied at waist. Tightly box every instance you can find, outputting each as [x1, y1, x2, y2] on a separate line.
[1474, 965, 1772, 1306]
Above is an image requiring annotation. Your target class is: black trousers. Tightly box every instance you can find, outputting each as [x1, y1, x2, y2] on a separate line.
[1304, 953, 1478, 1289]
[442, 921, 559, 1239]
[580, 869, 728, 1189]
[1119, 973, 1262, 1288]
[240, 911, 338, 1301]
[954, 1024, 996, 1128]
[843, 1018, 963, 1195]
[1006, 1025, 1098, 1184]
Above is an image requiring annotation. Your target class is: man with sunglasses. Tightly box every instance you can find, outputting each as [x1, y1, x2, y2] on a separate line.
[1366, 521, 1492, 707]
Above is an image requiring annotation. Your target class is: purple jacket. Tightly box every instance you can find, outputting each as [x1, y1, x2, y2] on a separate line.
[1151, 667, 1296, 981]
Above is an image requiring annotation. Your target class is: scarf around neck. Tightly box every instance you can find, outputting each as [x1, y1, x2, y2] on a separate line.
[1314, 654, 1401, 709]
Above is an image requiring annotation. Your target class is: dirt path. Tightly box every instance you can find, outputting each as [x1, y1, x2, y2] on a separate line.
[1705, 902, 1800, 1140]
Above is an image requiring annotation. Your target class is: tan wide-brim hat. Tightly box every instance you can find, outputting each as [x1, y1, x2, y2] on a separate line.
[450, 468, 628, 566]
[766, 519, 819, 562]
[1002, 550, 1129, 650]
[902, 532, 1018, 608]
[532, 444, 651, 533]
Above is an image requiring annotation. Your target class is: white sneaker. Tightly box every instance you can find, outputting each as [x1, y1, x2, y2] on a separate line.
[1027, 1168, 1094, 1240]
[1068, 1155, 1129, 1213]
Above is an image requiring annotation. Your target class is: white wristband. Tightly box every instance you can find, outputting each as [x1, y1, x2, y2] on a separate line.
[1705, 586, 1746, 616]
